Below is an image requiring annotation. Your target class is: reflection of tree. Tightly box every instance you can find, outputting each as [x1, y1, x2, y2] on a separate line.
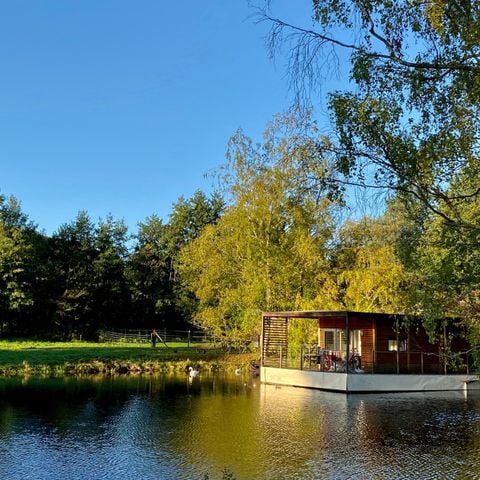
[162, 373, 263, 479]
[344, 393, 480, 478]
[259, 385, 350, 478]
[0, 376, 478, 479]
[257, 386, 480, 479]
[0, 376, 136, 438]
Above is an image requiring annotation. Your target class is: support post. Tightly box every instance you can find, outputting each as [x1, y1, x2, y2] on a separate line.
[443, 325, 448, 375]
[395, 315, 400, 374]
[345, 312, 350, 374]
[407, 329, 411, 373]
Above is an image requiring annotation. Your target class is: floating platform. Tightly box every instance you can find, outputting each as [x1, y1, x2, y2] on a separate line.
[261, 366, 480, 393]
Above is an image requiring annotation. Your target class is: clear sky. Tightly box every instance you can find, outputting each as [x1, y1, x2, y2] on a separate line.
[1, 0, 329, 235]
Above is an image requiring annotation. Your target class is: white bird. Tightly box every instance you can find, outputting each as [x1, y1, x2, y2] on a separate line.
[188, 366, 199, 377]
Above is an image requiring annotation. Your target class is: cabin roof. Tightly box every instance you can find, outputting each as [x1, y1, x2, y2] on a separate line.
[262, 310, 405, 320]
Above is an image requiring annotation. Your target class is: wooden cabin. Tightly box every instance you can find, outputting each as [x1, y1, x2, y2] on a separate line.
[261, 310, 473, 375]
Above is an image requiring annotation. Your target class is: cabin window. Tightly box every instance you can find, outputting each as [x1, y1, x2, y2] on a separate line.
[323, 329, 362, 355]
[388, 339, 407, 352]
[350, 330, 362, 356]
[323, 329, 346, 352]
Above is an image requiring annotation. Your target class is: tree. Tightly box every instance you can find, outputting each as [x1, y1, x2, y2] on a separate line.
[0, 224, 33, 333]
[50, 212, 98, 337]
[259, 0, 480, 228]
[0, 195, 42, 335]
[164, 190, 225, 282]
[258, 1, 480, 342]
[179, 112, 337, 345]
[50, 212, 131, 338]
[335, 218, 407, 313]
[129, 192, 225, 329]
[410, 172, 480, 343]
[163, 191, 225, 324]
[91, 215, 131, 330]
[128, 215, 171, 327]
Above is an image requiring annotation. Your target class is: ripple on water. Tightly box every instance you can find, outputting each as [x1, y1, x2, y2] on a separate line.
[0, 377, 478, 479]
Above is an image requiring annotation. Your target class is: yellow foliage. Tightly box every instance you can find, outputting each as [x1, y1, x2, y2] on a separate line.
[425, 0, 446, 33]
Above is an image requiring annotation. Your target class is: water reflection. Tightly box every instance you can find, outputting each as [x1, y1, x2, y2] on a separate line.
[258, 385, 480, 479]
[0, 375, 478, 479]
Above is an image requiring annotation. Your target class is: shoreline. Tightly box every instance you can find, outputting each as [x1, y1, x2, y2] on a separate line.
[0, 340, 258, 377]
[4, 357, 257, 377]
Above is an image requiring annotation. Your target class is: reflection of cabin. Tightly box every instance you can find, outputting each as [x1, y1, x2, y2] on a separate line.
[261, 311, 474, 375]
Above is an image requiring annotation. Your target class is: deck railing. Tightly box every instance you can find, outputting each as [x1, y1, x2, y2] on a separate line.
[262, 345, 478, 375]
[372, 349, 476, 374]
[262, 345, 350, 372]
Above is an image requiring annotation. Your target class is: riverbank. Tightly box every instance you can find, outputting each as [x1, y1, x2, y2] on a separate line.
[0, 340, 259, 376]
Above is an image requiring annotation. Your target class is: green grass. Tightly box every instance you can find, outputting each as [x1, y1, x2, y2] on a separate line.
[0, 340, 195, 363]
[0, 340, 258, 376]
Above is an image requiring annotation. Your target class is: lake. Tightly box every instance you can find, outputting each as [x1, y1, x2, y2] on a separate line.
[0, 373, 478, 479]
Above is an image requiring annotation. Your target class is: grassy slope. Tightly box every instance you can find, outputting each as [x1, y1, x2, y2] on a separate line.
[0, 340, 258, 376]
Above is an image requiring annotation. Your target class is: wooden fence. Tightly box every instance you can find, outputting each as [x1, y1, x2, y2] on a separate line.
[102, 328, 214, 346]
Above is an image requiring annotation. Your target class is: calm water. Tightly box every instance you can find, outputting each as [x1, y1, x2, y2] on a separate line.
[0, 373, 479, 480]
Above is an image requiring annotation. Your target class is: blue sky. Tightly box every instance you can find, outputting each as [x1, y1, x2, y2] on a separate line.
[0, 0, 333, 235]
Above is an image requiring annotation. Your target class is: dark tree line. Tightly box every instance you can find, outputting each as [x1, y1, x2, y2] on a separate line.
[0, 191, 224, 339]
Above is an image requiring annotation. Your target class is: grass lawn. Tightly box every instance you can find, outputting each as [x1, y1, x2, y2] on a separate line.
[0, 340, 257, 376]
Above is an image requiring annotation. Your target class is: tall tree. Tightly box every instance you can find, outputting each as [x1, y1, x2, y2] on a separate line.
[129, 192, 225, 328]
[0, 195, 41, 335]
[164, 190, 225, 323]
[128, 215, 171, 327]
[91, 215, 131, 330]
[332, 214, 408, 313]
[50, 213, 131, 338]
[410, 173, 480, 343]
[260, 0, 480, 228]
[179, 112, 337, 345]
[50, 212, 98, 337]
[259, 1, 480, 342]
[165, 190, 225, 279]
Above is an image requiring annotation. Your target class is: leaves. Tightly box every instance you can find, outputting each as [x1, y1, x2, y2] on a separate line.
[262, 0, 480, 227]
[178, 111, 337, 343]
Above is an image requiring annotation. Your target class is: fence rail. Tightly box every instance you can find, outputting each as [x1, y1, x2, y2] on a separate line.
[102, 328, 215, 345]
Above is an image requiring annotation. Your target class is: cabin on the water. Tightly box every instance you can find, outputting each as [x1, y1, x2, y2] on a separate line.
[260, 310, 480, 392]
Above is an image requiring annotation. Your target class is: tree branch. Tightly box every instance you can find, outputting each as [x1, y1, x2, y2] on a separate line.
[260, 11, 480, 73]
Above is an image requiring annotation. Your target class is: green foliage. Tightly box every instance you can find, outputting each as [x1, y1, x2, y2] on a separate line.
[261, 1, 480, 340]
[409, 173, 480, 342]
[128, 191, 225, 329]
[179, 111, 337, 342]
[263, 0, 480, 230]
[128, 215, 171, 325]
[0, 195, 45, 335]
[332, 212, 409, 313]
[0, 189, 226, 339]
[263, 1, 480, 224]
[288, 319, 318, 349]
[50, 212, 131, 337]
